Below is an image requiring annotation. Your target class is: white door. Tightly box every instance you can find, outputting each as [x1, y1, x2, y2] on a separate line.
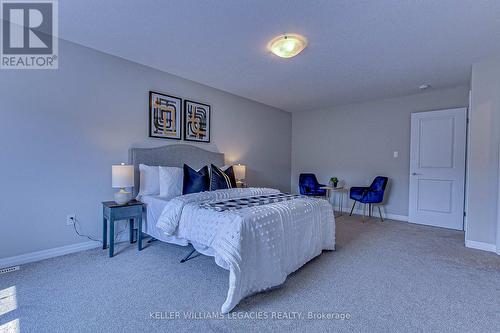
[409, 108, 467, 230]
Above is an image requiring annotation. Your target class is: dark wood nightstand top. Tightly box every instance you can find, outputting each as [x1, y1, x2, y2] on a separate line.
[102, 199, 143, 208]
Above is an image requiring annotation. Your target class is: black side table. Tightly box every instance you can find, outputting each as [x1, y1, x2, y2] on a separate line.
[102, 200, 144, 257]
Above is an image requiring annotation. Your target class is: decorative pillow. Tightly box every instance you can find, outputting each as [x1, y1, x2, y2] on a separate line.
[159, 166, 183, 198]
[210, 164, 237, 190]
[137, 164, 160, 199]
[183, 164, 210, 194]
[224, 166, 237, 188]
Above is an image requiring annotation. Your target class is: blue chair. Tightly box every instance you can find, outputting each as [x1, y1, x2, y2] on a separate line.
[349, 176, 388, 221]
[299, 173, 326, 197]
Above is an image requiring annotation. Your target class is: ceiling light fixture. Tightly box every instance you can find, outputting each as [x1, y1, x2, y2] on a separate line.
[268, 34, 307, 58]
[419, 84, 431, 91]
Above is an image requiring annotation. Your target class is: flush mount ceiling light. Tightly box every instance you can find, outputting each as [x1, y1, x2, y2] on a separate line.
[268, 34, 307, 58]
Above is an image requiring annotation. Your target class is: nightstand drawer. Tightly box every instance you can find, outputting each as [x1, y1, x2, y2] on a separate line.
[105, 205, 142, 220]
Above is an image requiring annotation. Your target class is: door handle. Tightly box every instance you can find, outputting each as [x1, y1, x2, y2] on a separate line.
[411, 172, 422, 176]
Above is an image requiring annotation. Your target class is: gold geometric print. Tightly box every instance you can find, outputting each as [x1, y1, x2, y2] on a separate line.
[149, 91, 182, 140]
[184, 100, 210, 142]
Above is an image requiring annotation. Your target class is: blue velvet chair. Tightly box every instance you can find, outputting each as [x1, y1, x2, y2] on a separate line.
[349, 176, 388, 221]
[299, 173, 326, 197]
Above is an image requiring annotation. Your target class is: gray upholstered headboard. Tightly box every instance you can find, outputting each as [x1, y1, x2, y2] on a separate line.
[129, 144, 224, 196]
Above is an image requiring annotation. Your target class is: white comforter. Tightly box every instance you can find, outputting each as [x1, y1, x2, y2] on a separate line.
[156, 188, 335, 313]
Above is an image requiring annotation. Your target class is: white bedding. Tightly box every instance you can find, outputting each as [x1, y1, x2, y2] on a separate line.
[140, 194, 187, 246]
[156, 188, 336, 313]
[141, 194, 224, 258]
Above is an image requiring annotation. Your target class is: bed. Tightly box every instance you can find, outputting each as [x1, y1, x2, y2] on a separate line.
[129, 144, 335, 313]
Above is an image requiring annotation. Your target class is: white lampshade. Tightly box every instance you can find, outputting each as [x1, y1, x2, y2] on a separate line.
[233, 164, 246, 181]
[112, 163, 134, 188]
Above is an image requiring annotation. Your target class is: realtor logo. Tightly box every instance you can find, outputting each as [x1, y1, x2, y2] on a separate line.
[1, 0, 58, 69]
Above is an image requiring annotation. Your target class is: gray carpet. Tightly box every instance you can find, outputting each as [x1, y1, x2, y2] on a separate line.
[1, 216, 500, 333]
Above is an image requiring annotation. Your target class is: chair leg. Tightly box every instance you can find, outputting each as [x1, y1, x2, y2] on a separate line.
[349, 201, 356, 216]
[362, 204, 366, 223]
[369, 203, 372, 217]
[378, 206, 384, 222]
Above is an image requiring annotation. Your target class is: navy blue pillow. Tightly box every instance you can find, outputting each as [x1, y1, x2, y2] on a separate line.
[210, 164, 237, 190]
[183, 164, 210, 194]
[224, 166, 237, 188]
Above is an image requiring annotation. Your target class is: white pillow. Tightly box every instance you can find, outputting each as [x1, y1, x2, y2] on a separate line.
[137, 164, 160, 199]
[159, 166, 183, 198]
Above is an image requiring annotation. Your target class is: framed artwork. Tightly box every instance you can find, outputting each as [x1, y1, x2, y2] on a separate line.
[149, 91, 182, 140]
[184, 99, 211, 143]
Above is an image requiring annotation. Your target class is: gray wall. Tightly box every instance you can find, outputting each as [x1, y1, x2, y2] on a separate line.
[0, 39, 291, 259]
[292, 86, 469, 217]
[467, 57, 500, 248]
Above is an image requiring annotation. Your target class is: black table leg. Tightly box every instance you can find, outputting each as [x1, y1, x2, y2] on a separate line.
[109, 219, 114, 258]
[102, 217, 107, 250]
[129, 219, 134, 243]
[137, 215, 143, 251]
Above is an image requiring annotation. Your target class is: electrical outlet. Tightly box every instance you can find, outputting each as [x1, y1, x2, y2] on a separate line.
[66, 214, 76, 226]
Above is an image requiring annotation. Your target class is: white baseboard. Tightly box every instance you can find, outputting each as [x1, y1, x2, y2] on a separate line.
[385, 213, 408, 222]
[465, 240, 497, 254]
[0, 222, 138, 269]
[338, 205, 408, 222]
[0, 241, 100, 269]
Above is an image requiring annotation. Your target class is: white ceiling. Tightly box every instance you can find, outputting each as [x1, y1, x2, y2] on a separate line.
[59, 0, 500, 112]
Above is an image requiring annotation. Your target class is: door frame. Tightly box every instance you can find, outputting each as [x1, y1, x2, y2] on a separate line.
[497, 144, 500, 254]
[463, 92, 499, 254]
[408, 107, 469, 230]
[465, 90, 472, 241]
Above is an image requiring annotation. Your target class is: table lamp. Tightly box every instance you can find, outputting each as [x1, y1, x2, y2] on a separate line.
[112, 163, 134, 204]
[233, 164, 246, 187]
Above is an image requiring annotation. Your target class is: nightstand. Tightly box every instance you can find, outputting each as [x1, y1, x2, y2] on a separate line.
[102, 200, 144, 257]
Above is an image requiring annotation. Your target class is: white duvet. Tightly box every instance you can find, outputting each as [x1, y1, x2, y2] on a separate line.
[156, 188, 335, 313]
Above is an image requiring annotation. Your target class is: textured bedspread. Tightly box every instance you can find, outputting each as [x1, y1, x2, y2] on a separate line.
[156, 188, 335, 313]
